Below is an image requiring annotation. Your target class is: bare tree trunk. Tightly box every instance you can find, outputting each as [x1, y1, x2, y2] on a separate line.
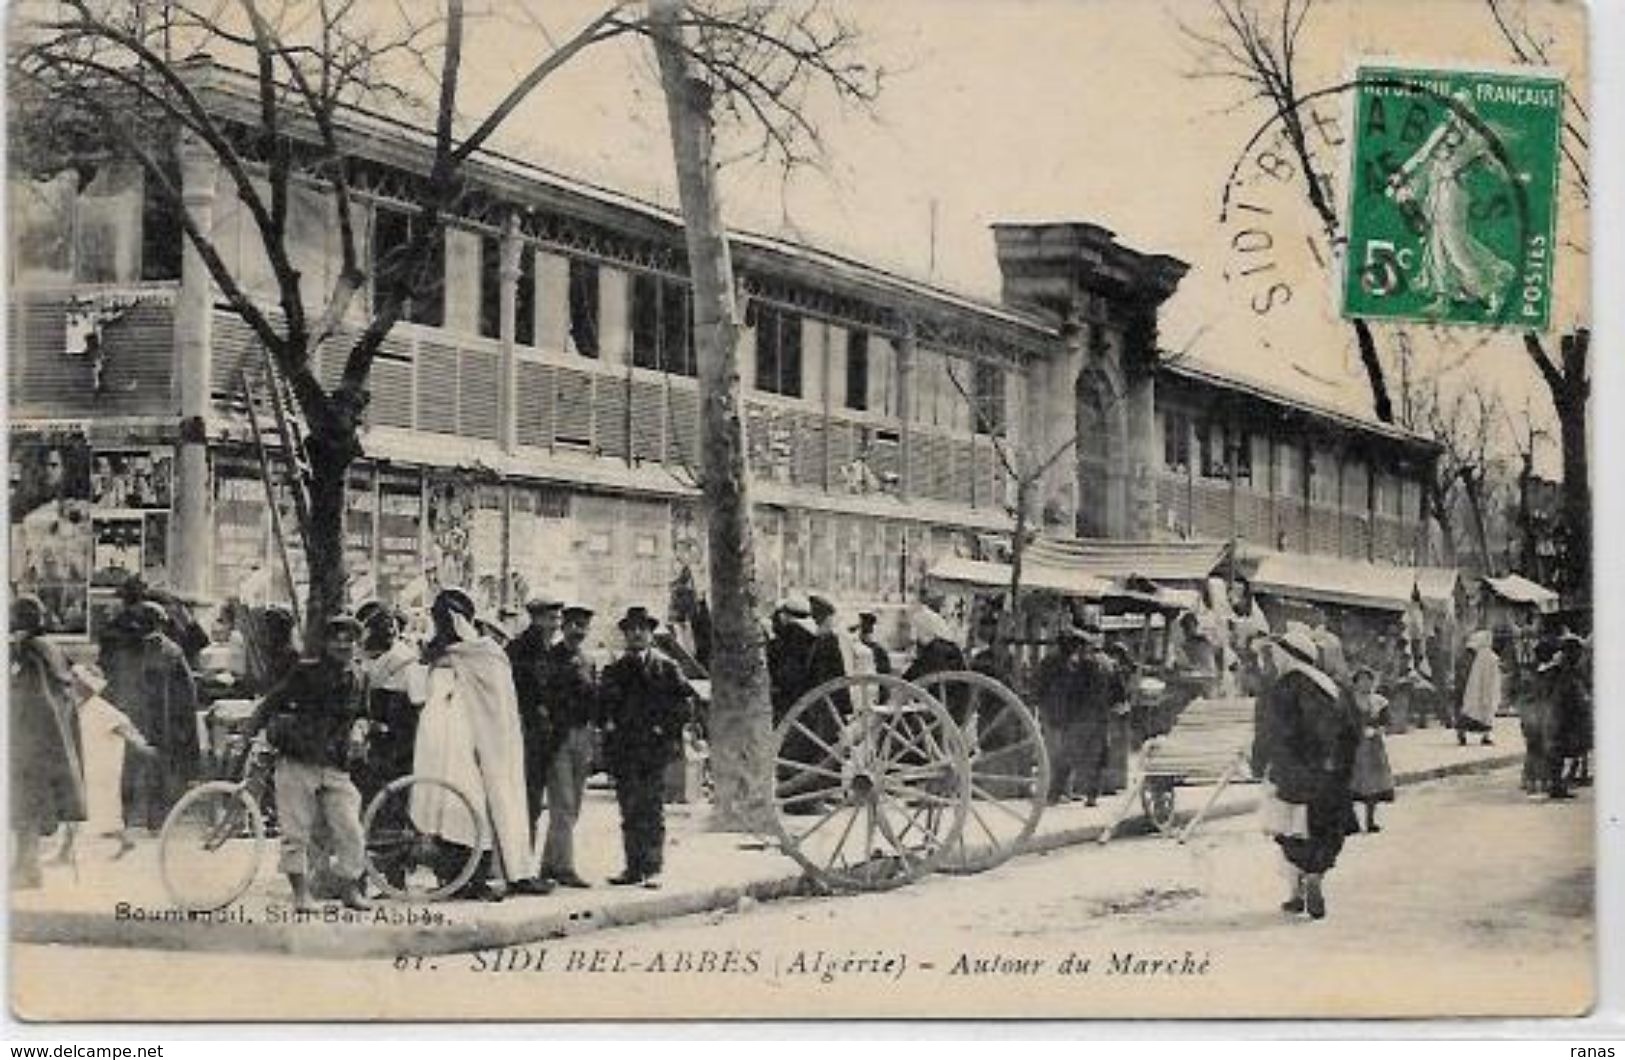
[304, 449, 350, 641]
[650, 0, 774, 833]
[1352, 319, 1394, 424]
[1426, 478, 1458, 566]
[1461, 469, 1495, 576]
[1555, 388, 1589, 597]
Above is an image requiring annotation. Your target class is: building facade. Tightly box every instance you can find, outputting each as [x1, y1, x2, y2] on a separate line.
[7, 64, 1434, 646]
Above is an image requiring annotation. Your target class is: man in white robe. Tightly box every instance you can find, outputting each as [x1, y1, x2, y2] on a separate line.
[412, 588, 550, 899]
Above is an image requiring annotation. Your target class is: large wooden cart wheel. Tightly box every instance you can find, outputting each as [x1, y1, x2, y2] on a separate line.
[1141, 778, 1179, 836]
[908, 670, 1049, 875]
[772, 673, 970, 892]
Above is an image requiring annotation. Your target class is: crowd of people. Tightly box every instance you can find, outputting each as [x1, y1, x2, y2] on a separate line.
[9, 575, 700, 908]
[9, 570, 1593, 925]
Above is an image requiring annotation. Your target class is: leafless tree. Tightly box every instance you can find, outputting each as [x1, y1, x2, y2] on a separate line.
[1179, 0, 1394, 423]
[647, 0, 880, 830]
[12, 0, 879, 679]
[1480, 0, 1590, 599]
[1402, 374, 1504, 574]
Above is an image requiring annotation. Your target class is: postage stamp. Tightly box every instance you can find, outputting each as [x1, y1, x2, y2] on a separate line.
[1342, 64, 1564, 331]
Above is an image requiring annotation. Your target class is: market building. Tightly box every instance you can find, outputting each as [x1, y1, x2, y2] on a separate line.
[8, 61, 1438, 649]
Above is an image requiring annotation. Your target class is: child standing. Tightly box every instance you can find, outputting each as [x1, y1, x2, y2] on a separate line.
[70, 663, 156, 859]
[1349, 666, 1396, 833]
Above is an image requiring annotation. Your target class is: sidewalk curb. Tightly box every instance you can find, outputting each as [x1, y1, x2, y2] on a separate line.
[11, 750, 1523, 959]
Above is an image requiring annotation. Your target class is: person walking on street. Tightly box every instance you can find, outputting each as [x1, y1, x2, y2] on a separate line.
[10, 595, 86, 890]
[247, 614, 373, 912]
[601, 606, 694, 890]
[1348, 666, 1395, 833]
[1252, 627, 1360, 921]
[537, 605, 600, 888]
[1457, 629, 1501, 747]
[506, 597, 562, 837]
[114, 600, 199, 832]
[1545, 633, 1590, 800]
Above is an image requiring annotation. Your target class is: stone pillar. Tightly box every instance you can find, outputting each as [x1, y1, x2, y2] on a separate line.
[1041, 326, 1082, 534]
[1125, 369, 1158, 541]
[498, 214, 521, 453]
[171, 132, 217, 601]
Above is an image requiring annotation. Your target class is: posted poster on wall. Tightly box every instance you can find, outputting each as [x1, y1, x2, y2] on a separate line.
[9, 427, 92, 633]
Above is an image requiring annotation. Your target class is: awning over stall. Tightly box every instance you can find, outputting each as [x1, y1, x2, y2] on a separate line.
[926, 555, 1113, 599]
[1483, 573, 1561, 614]
[1022, 537, 1230, 583]
[1247, 551, 1424, 613]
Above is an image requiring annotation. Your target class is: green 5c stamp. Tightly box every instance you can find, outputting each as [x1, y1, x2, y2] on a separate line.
[1343, 64, 1563, 330]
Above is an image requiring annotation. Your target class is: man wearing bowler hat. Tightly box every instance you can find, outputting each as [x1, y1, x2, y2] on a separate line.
[537, 605, 600, 886]
[507, 596, 563, 831]
[600, 606, 694, 888]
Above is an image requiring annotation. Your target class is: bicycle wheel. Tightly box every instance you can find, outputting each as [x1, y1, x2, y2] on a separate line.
[158, 781, 266, 912]
[363, 775, 485, 902]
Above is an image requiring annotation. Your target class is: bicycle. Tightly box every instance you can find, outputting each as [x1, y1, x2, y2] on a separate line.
[157, 735, 276, 912]
[159, 734, 487, 910]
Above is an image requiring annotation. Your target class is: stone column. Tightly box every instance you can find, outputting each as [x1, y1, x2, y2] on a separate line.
[171, 131, 217, 601]
[1125, 369, 1158, 541]
[1041, 326, 1082, 534]
[498, 214, 521, 453]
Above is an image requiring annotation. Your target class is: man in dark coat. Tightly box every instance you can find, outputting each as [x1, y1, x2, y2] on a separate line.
[1546, 634, 1590, 800]
[768, 596, 825, 810]
[1252, 627, 1360, 920]
[505, 597, 562, 828]
[537, 605, 600, 887]
[248, 614, 371, 911]
[10, 595, 86, 889]
[767, 596, 818, 721]
[116, 601, 200, 831]
[1036, 625, 1117, 806]
[805, 594, 851, 694]
[600, 606, 693, 889]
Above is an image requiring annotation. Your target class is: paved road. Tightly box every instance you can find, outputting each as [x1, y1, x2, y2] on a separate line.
[13, 766, 1591, 1021]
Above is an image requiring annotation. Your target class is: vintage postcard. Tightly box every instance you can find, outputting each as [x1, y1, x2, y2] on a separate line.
[6, 0, 1595, 1023]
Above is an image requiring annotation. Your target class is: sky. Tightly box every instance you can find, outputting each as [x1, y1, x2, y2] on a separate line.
[352, 0, 1593, 474]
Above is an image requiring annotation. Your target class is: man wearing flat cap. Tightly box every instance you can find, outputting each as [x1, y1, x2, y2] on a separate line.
[767, 595, 817, 726]
[506, 597, 563, 830]
[600, 606, 694, 888]
[248, 613, 371, 911]
[537, 605, 600, 886]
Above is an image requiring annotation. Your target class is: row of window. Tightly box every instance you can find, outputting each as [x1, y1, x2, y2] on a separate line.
[9, 166, 1015, 438]
[1161, 410, 1419, 516]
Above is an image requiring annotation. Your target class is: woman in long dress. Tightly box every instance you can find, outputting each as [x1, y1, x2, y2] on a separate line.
[410, 587, 546, 899]
[1348, 666, 1395, 833]
[10, 595, 86, 889]
[1456, 629, 1501, 747]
